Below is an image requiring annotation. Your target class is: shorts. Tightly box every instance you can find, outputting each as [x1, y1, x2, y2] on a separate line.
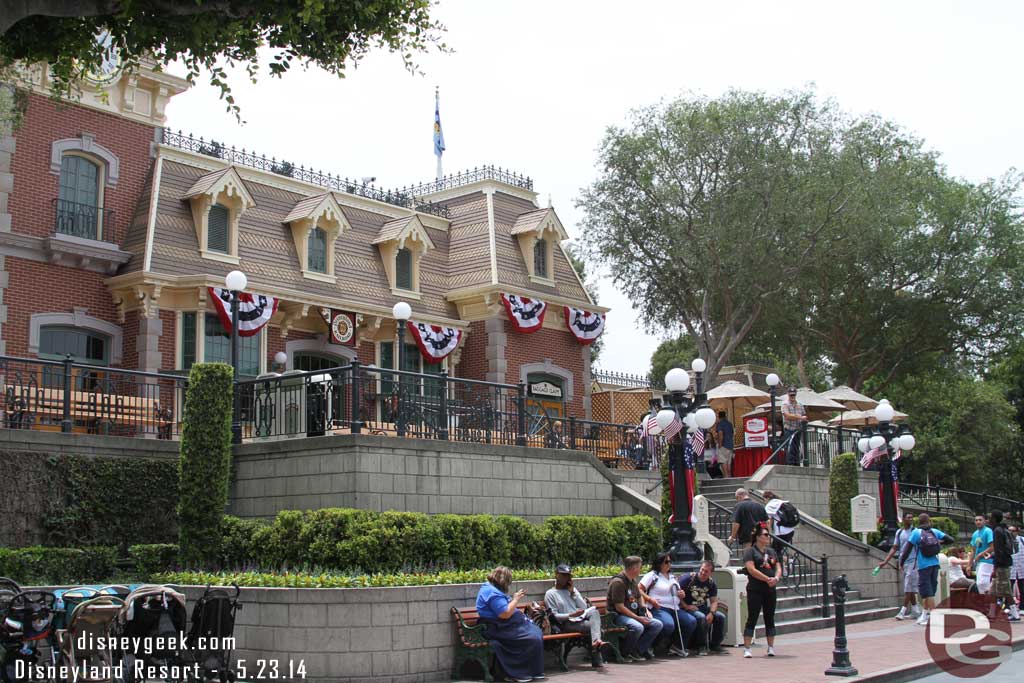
[718, 448, 734, 464]
[902, 564, 919, 594]
[991, 567, 1012, 598]
[918, 565, 939, 598]
[977, 563, 994, 593]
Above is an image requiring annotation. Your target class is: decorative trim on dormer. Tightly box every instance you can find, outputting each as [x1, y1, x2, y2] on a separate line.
[284, 193, 349, 283]
[50, 134, 120, 186]
[183, 166, 254, 263]
[512, 208, 567, 284]
[373, 215, 434, 293]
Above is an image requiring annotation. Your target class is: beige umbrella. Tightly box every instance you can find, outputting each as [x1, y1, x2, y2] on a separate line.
[705, 381, 771, 448]
[819, 385, 879, 411]
[755, 386, 847, 419]
[827, 409, 908, 426]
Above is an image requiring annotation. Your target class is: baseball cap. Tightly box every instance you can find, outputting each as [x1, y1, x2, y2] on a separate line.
[555, 564, 573, 574]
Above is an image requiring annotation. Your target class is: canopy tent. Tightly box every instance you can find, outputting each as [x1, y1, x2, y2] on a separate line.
[705, 380, 771, 448]
[819, 385, 879, 411]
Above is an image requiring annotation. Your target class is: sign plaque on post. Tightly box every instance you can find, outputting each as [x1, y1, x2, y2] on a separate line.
[850, 494, 878, 544]
[744, 416, 768, 448]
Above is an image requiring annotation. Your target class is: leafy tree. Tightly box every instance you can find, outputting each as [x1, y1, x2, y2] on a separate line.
[0, 0, 447, 119]
[648, 334, 697, 389]
[564, 241, 604, 362]
[578, 89, 851, 387]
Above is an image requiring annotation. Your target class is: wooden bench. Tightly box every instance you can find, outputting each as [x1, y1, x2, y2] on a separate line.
[3, 385, 172, 436]
[450, 597, 626, 680]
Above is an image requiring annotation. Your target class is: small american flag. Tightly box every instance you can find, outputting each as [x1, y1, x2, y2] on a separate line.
[662, 414, 683, 440]
[860, 445, 885, 469]
[642, 413, 658, 437]
[690, 428, 706, 457]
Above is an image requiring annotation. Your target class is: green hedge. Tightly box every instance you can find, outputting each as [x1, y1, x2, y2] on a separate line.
[213, 509, 660, 574]
[0, 546, 117, 584]
[829, 453, 859, 536]
[128, 543, 179, 580]
[178, 363, 235, 566]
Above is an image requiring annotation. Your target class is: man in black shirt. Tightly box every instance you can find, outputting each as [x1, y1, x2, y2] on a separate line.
[728, 488, 768, 548]
[678, 560, 728, 654]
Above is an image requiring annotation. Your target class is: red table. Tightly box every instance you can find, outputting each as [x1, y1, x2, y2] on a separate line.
[732, 446, 772, 478]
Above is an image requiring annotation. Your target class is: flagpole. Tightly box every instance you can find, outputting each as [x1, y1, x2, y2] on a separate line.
[435, 86, 443, 181]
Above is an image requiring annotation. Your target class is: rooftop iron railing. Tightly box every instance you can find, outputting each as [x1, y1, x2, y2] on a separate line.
[406, 165, 533, 195]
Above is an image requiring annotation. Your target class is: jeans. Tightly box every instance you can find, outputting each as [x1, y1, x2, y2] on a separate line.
[693, 609, 727, 648]
[613, 613, 663, 655]
[651, 607, 698, 649]
[784, 429, 802, 466]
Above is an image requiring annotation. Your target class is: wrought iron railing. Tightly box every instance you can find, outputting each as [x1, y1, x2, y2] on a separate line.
[705, 497, 829, 617]
[159, 129, 450, 218]
[0, 355, 186, 439]
[52, 198, 115, 241]
[591, 369, 663, 390]
[406, 165, 533, 195]
[899, 483, 1024, 521]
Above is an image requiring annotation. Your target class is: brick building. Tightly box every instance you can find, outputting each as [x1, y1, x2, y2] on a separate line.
[0, 61, 607, 423]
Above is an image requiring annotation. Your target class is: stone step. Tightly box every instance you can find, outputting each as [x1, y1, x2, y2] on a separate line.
[770, 597, 883, 623]
[751, 605, 894, 638]
[774, 590, 861, 610]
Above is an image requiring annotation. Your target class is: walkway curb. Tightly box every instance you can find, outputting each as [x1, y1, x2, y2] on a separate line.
[852, 634, 1024, 683]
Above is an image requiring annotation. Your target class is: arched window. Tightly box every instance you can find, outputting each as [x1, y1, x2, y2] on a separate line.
[207, 204, 230, 254]
[307, 226, 327, 273]
[293, 353, 348, 372]
[39, 326, 109, 365]
[57, 155, 101, 239]
[395, 247, 413, 290]
[533, 238, 548, 279]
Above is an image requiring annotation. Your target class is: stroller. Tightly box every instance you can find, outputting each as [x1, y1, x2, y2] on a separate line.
[184, 585, 242, 682]
[110, 585, 188, 683]
[53, 586, 128, 682]
[0, 580, 19, 618]
[0, 588, 58, 683]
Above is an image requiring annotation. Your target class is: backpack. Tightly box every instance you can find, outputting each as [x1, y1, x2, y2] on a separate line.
[919, 529, 942, 558]
[777, 501, 800, 528]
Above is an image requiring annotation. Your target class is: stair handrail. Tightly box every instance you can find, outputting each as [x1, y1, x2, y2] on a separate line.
[899, 482, 1024, 520]
[705, 496, 830, 618]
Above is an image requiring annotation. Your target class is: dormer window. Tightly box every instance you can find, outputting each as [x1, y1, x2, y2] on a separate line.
[284, 192, 349, 283]
[184, 166, 255, 265]
[372, 215, 435, 298]
[512, 207, 568, 286]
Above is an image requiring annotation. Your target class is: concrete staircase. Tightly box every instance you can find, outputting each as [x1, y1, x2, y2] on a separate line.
[700, 477, 897, 636]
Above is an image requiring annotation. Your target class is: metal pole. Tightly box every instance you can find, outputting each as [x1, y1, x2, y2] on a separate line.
[61, 354, 73, 433]
[350, 359, 362, 434]
[769, 386, 777, 451]
[824, 575, 857, 676]
[437, 370, 449, 440]
[396, 321, 407, 438]
[668, 392, 702, 571]
[878, 424, 899, 550]
[230, 291, 241, 445]
[515, 383, 527, 446]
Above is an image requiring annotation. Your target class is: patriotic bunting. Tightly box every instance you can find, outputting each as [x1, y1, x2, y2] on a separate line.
[208, 287, 279, 337]
[564, 306, 606, 345]
[501, 293, 547, 333]
[407, 321, 462, 362]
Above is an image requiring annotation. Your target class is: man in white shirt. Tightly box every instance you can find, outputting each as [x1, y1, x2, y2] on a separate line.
[878, 512, 921, 620]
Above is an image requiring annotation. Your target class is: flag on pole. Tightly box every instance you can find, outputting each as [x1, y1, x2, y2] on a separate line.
[662, 413, 683, 440]
[860, 445, 885, 469]
[682, 438, 698, 523]
[433, 87, 445, 174]
[690, 428, 706, 457]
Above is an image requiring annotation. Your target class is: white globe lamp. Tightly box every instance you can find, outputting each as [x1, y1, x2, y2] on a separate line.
[683, 412, 697, 432]
[224, 270, 247, 292]
[869, 435, 885, 450]
[857, 437, 869, 453]
[656, 409, 677, 432]
[392, 301, 412, 322]
[273, 351, 287, 366]
[898, 434, 916, 451]
[766, 373, 780, 388]
[665, 368, 690, 392]
[695, 407, 717, 430]
[691, 358, 707, 373]
[874, 403, 895, 423]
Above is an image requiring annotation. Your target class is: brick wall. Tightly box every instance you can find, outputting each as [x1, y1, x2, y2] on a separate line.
[157, 310, 175, 371]
[504, 321, 586, 417]
[456, 320, 488, 381]
[9, 92, 155, 243]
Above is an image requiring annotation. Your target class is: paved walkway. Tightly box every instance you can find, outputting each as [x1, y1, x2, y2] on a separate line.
[550, 618, 1024, 683]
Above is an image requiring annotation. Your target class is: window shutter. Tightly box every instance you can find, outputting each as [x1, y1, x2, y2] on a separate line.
[207, 204, 230, 253]
[396, 247, 413, 290]
[308, 227, 327, 273]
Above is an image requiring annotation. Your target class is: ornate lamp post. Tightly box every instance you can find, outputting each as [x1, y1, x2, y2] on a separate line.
[658, 363, 717, 570]
[766, 372, 780, 450]
[392, 301, 412, 437]
[857, 399, 916, 550]
[225, 269, 248, 445]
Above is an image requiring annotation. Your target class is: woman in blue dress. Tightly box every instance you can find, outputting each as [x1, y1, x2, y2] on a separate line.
[475, 566, 545, 682]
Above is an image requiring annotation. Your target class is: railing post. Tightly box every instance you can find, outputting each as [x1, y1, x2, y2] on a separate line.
[568, 416, 577, 450]
[982, 493, 989, 515]
[821, 555, 830, 618]
[437, 370, 450, 440]
[935, 485, 940, 513]
[61, 354, 73, 433]
[515, 383, 527, 446]
[349, 360, 362, 434]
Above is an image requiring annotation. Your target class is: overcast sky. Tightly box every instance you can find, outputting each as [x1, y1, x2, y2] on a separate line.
[163, 0, 1024, 376]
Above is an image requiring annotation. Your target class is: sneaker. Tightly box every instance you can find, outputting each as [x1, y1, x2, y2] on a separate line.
[916, 612, 930, 626]
[668, 645, 687, 657]
[627, 653, 644, 662]
[698, 648, 710, 656]
[894, 607, 908, 620]
[912, 604, 923, 617]
[1009, 606, 1021, 621]
[642, 649, 655, 660]
[743, 649, 752, 658]
[766, 646, 776, 657]
[514, 679, 533, 682]
[709, 645, 728, 654]
[590, 652, 604, 668]
[532, 677, 546, 681]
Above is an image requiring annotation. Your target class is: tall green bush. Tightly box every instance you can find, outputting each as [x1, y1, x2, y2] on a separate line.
[829, 452, 859, 536]
[178, 362, 235, 566]
[0, 546, 116, 584]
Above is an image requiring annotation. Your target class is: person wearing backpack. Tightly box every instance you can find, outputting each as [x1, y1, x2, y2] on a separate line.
[763, 491, 799, 554]
[900, 513, 953, 626]
[982, 510, 1015, 620]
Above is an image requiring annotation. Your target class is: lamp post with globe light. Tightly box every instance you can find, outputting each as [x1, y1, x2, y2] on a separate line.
[225, 270, 247, 445]
[766, 373, 781, 450]
[856, 399, 915, 550]
[392, 302, 412, 437]
[657, 362, 718, 569]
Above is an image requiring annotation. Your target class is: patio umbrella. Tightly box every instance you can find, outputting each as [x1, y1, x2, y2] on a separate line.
[827, 409, 908, 427]
[819, 385, 879, 411]
[705, 381, 771, 448]
[755, 386, 847, 419]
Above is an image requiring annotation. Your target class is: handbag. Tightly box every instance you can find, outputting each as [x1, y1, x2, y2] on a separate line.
[525, 601, 552, 634]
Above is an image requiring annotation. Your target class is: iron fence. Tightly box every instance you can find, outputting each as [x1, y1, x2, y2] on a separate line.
[52, 198, 115, 241]
[0, 355, 187, 439]
[899, 483, 1024, 522]
[405, 165, 533, 195]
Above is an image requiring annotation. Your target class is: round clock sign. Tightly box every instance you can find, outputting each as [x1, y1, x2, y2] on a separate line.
[330, 312, 354, 345]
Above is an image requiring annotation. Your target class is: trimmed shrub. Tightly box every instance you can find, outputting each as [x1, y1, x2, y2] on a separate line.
[219, 515, 267, 568]
[494, 515, 544, 568]
[129, 544, 179, 579]
[610, 515, 661, 564]
[432, 514, 510, 569]
[829, 453, 859, 536]
[178, 362, 235, 566]
[0, 546, 116, 584]
[543, 516, 613, 566]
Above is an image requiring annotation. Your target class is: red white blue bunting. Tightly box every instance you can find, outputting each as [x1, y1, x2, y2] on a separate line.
[208, 287, 279, 337]
[407, 321, 462, 362]
[564, 306, 605, 345]
[501, 293, 547, 333]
